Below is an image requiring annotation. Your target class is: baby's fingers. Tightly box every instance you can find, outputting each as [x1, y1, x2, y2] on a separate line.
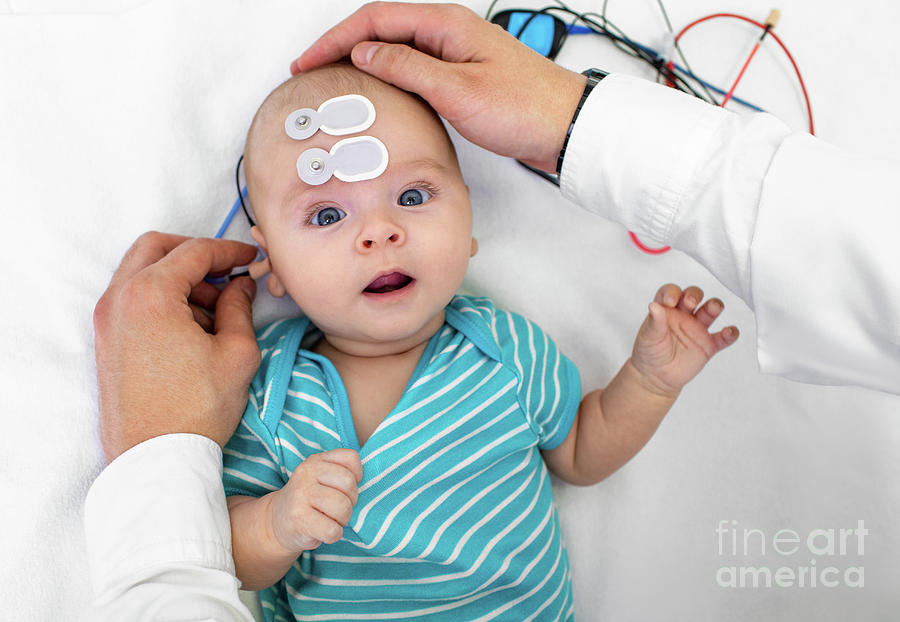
[654, 283, 683, 307]
[314, 451, 362, 506]
[309, 485, 356, 529]
[301, 507, 347, 545]
[694, 297, 725, 328]
[711, 326, 741, 352]
[319, 448, 364, 484]
[677, 286, 704, 313]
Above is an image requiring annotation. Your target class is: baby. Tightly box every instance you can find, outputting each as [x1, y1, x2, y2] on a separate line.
[222, 63, 738, 620]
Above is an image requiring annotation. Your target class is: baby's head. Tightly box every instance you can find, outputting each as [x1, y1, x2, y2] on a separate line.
[244, 64, 476, 353]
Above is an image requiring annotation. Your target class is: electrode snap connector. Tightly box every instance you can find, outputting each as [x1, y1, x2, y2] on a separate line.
[296, 136, 388, 186]
[285, 94, 376, 140]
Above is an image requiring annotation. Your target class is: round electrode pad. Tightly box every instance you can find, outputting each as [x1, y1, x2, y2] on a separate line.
[297, 136, 389, 186]
[285, 94, 376, 140]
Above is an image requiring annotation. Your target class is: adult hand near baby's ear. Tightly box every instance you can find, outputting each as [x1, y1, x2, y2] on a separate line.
[293, 2, 587, 174]
[93, 232, 260, 463]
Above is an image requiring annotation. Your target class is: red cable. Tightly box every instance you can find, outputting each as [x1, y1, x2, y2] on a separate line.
[630, 11, 815, 256]
[675, 12, 815, 135]
[629, 232, 670, 255]
[721, 39, 761, 107]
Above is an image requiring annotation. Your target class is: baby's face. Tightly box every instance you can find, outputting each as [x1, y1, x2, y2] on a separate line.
[249, 84, 474, 351]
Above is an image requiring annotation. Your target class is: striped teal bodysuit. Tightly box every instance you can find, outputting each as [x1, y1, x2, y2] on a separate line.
[223, 295, 581, 621]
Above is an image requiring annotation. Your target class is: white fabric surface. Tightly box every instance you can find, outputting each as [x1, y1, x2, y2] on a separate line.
[3, 1, 899, 620]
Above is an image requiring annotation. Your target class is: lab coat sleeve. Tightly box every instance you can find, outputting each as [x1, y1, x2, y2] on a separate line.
[559, 72, 900, 395]
[82, 433, 254, 621]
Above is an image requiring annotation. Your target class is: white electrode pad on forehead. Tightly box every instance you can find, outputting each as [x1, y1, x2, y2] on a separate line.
[285, 94, 376, 140]
[297, 136, 389, 186]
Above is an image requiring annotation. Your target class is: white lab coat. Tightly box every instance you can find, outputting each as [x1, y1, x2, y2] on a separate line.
[562, 73, 899, 396]
[83, 73, 900, 619]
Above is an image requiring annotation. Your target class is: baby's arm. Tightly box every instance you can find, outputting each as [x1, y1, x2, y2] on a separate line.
[544, 284, 739, 486]
[227, 449, 363, 590]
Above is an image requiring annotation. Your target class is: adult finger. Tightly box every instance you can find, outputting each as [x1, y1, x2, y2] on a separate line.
[350, 41, 459, 106]
[190, 303, 214, 333]
[153, 237, 258, 299]
[292, 2, 481, 73]
[213, 277, 260, 371]
[189, 280, 222, 310]
[108, 231, 191, 291]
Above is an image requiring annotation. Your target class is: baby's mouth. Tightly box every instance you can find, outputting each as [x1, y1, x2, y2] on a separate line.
[364, 272, 414, 294]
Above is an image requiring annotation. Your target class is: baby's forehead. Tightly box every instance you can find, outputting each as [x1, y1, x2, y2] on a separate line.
[253, 90, 437, 169]
[245, 67, 460, 201]
[275, 89, 423, 136]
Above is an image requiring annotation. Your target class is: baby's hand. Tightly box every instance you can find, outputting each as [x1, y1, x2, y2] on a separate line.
[269, 448, 363, 553]
[630, 284, 740, 397]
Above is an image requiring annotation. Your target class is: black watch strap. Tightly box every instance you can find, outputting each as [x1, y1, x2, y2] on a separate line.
[556, 68, 608, 175]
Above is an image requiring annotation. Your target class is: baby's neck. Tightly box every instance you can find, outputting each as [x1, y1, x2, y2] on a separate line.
[313, 310, 446, 361]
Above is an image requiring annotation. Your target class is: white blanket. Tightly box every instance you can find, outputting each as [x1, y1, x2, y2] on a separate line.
[2, 0, 898, 619]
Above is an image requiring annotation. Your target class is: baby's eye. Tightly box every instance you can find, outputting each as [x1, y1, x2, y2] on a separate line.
[311, 206, 346, 227]
[398, 187, 432, 207]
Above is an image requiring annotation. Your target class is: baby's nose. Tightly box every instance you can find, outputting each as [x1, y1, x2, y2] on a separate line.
[357, 215, 405, 250]
[360, 234, 401, 249]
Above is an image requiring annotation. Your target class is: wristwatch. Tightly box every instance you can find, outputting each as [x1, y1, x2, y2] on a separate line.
[556, 68, 608, 175]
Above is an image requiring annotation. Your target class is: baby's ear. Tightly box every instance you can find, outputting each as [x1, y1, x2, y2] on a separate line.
[266, 272, 287, 298]
[248, 225, 285, 297]
[249, 225, 268, 252]
[470, 237, 479, 258]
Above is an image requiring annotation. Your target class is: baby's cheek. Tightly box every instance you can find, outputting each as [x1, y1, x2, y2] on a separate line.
[434, 240, 472, 288]
[284, 271, 328, 305]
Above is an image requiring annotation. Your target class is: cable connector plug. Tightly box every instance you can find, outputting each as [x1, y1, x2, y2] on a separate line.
[765, 9, 781, 29]
[658, 31, 676, 63]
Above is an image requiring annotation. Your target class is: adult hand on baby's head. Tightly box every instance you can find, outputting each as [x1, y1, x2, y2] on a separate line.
[93, 232, 260, 463]
[293, 2, 587, 174]
[629, 284, 740, 398]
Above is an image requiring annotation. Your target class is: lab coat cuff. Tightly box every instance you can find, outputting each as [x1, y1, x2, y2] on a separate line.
[83, 433, 236, 596]
[560, 72, 725, 246]
[750, 133, 900, 394]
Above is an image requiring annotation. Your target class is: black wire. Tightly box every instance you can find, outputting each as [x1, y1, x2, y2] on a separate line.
[558, 0, 717, 103]
[482, 0, 721, 189]
[489, 0, 651, 72]
[559, 11, 580, 51]
[576, 7, 712, 102]
[486, 0, 717, 105]
[545, 4, 710, 101]
[235, 154, 255, 227]
[600, 0, 611, 28]
[654, 0, 719, 105]
[651, 0, 673, 84]
[484, 0, 501, 20]
[654, 0, 673, 31]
